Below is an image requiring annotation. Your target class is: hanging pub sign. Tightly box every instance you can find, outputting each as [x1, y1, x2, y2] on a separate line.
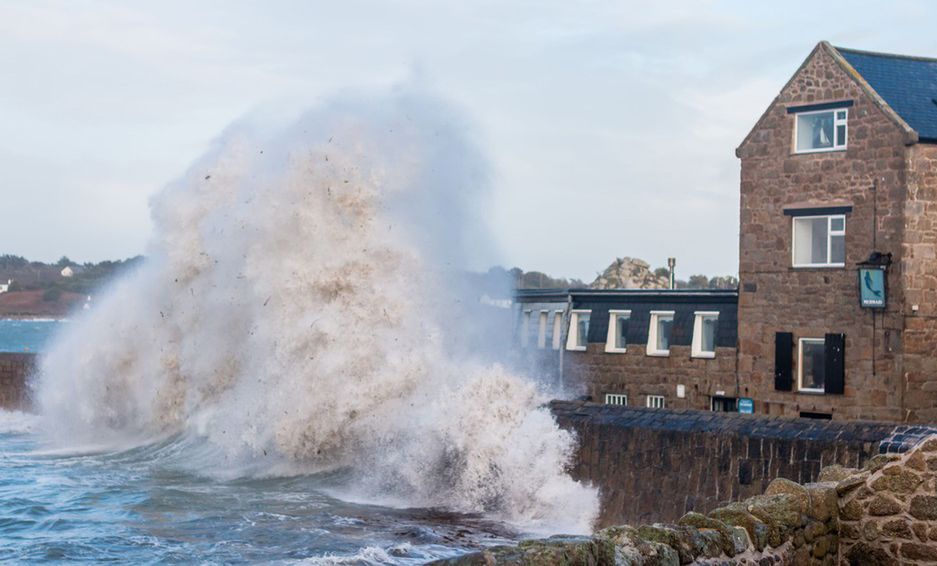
[857, 252, 891, 309]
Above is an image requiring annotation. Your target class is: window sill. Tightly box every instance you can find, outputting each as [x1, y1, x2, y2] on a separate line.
[791, 264, 845, 269]
[793, 147, 846, 155]
[566, 346, 587, 352]
[647, 350, 670, 357]
[692, 352, 716, 359]
[797, 388, 826, 395]
[605, 346, 628, 354]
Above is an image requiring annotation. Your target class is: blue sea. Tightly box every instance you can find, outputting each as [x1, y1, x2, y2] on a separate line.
[0, 319, 63, 353]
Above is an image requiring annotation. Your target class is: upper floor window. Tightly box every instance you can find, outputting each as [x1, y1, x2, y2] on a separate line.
[537, 310, 548, 349]
[691, 311, 719, 358]
[566, 309, 591, 351]
[647, 310, 674, 356]
[646, 395, 666, 409]
[605, 309, 631, 353]
[795, 108, 847, 153]
[551, 310, 563, 350]
[792, 215, 845, 267]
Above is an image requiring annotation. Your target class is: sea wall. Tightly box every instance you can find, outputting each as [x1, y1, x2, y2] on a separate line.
[550, 401, 936, 527]
[433, 435, 937, 565]
[0, 352, 35, 410]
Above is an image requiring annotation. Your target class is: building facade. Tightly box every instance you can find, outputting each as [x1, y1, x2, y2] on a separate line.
[737, 42, 937, 423]
[516, 42, 937, 424]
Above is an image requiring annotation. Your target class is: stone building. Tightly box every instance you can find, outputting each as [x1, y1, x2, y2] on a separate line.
[737, 41, 937, 423]
[516, 41, 937, 424]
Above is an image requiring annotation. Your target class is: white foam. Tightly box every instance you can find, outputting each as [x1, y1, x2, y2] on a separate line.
[0, 410, 41, 434]
[33, 89, 599, 534]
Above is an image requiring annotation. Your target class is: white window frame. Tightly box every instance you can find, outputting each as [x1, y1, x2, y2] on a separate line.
[798, 337, 826, 393]
[604, 309, 632, 353]
[691, 311, 719, 359]
[646, 395, 666, 409]
[605, 393, 628, 406]
[551, 310, 564, 350]
[537, 310, 548, 349]
[647, 310, 675, 357]
[792, 214, 846, 268]
[565, 309, 591, 352]
[793, 108, 848, 154]
[520, 310, 531, 347]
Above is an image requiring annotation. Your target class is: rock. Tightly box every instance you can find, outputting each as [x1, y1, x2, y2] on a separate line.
[906, 451, 926, 471]
[836, 472, 870, 496]
[881, 519, 913, 539]
[635, 524, 698, 564]
[803, 520, 827, 543]
[516, 536, 607, 565]
[862, 520, 879, 541]
[901, 542, 937, 562]
[596, 526, 678, 566]
[812, 535, 831, 558]
[844, 542, 892, 565]
[862, 454, 900, 474]
[818, 465, 859, 482]
[590, 257, 668, 290]
[920, 437, 937, 452]
[840, 498, 863, 521]
[746, 494, 806, 547]
[765, 477, 808, 502]
[804, 482, 837, 522]
[709, 503, 769, 551]
[676, 512, 735, 556]
[867, 494, 902, 516]
[909, 495, 937, 520]
[727, 527, 749, 556]
[871, 466, 922, 494]
[912, 522, 929, 542]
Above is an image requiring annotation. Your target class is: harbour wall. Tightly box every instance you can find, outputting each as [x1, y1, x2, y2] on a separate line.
[0, 352, 35, 410]
[550, 400, 937, 527]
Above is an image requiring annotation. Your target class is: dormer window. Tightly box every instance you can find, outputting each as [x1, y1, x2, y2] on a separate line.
[792, 104, 849, 153]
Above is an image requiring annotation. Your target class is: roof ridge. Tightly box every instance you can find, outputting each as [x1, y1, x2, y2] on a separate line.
[834, 45, 937, 64]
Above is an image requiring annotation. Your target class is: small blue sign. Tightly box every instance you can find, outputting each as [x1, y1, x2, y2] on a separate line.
[860, 267, 886, 309]
[738, 398, 754, 414]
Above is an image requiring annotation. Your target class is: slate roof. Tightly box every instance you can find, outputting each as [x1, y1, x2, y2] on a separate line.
[837, 46, 937, 142]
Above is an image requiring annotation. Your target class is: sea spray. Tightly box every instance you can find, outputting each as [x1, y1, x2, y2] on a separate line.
[33, 91, 599, 534]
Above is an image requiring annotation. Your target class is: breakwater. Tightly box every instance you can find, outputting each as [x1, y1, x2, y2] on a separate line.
[0, 352, 34, 410]
[550, 400, 936, 527]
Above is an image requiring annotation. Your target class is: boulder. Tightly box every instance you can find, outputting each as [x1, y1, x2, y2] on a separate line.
[818, 464, 859, 482]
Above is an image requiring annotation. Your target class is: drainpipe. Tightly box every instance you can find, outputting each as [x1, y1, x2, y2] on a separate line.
[558, 290, 572, 393]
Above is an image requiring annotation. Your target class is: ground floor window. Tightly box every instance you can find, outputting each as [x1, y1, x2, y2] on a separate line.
[800, 411, 832, 420]
[711, 396, 737, 412]
[798, 338, 826, 392]
[646, 395, 665, 409]
[605, 393, 628, 406]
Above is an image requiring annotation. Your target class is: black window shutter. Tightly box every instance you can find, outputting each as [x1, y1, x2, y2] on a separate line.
[825, 333, 846, 394]
[774, 332, 793, 391]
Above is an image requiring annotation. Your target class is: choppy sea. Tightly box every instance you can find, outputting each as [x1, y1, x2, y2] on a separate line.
[0, 320, 519, 563]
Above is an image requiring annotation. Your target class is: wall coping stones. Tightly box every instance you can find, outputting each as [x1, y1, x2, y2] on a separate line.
[550, 400, 937, 454]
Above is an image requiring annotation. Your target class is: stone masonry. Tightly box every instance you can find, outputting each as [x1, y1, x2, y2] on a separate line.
[0, 352, 35, 410]
[431, 434, 937, 565]
[736, 42, 937, 422]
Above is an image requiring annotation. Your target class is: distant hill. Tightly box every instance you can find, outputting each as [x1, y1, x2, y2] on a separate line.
[0, 254, 143, 318]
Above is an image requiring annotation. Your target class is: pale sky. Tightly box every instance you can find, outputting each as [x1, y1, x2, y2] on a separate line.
[2, 1, 936, 281]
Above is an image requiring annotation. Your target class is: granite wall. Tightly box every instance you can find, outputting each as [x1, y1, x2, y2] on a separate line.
[0, 352, 35, 410]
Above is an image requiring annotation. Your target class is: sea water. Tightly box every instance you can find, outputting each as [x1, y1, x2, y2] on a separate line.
[0, 319, 62, 353]
[0, 412, 518, 563]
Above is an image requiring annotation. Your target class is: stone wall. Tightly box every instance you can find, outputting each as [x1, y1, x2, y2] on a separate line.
[565, 343, 738, 412]
[0, 352, 35, 410]
[550, 401, 933, 528]
[838, 436, 937, 564]
[432, 433, 937, 565]
[736, 42, 910, 422]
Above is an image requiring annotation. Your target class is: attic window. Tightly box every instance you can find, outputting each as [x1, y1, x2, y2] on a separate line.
[794, 108, 848, 153]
